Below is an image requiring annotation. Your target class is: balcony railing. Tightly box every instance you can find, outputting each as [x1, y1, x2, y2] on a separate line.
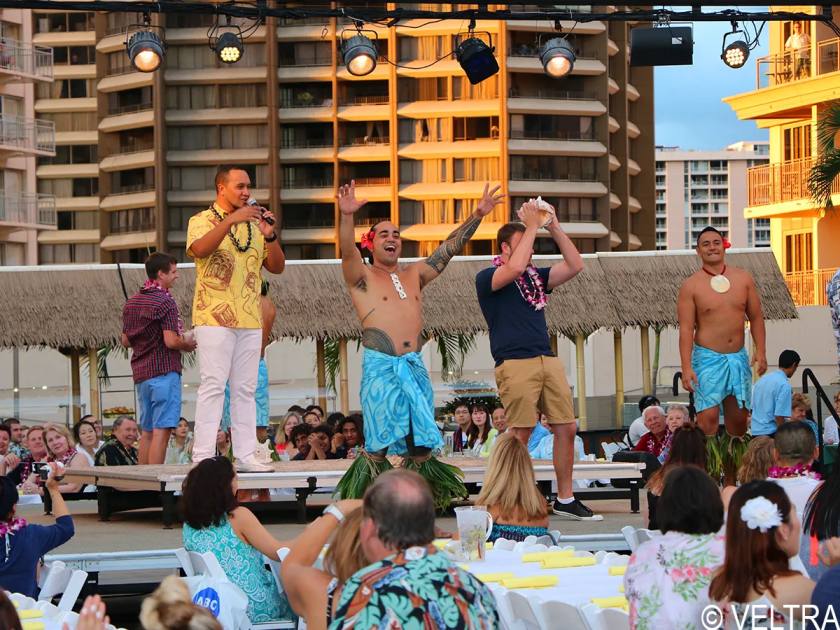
[785, 268, 838, 307]
[354, 215, 390, 227]
[282, 179, 333, 189]
[108, 102, 153, 116]
[509, 170, 598, 182]
[280, 138, 333, 149]
[345, 136, 390, 146]
[111, 184, 155, 195]
[349, 177, 390, 186]
[0, 39, 53, 81]
[0, 115, 56, 155]
[755, 36, 840, 89]
[748, 157, 840, 207]
[509, 129, 595, 141]
[342, 95, 390, 106]
[0, 193, 56, 227]
[282, 214, 334, 229]
[507, 87, 590, 100]
[509, 207, 597, 222]
[279, 95, 333, 108]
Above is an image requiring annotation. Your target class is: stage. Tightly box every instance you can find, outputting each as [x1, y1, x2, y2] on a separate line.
[63, 458, 646, 527]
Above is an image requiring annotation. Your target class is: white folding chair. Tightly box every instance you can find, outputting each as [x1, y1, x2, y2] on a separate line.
[598, 607, 630, 630]
[175, 547, 195, 577]
[506, 591, 542, 630]
[487, 584, 515, 630]
[620, 526, 639, 552]
[535, 600, 589, 630]
[187, 551, 227, 580]
[39, 561, 89, 611]
[634, 529, 659, 547]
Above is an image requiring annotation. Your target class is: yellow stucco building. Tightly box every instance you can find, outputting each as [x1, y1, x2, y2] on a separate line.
[725, 5, 840, 306]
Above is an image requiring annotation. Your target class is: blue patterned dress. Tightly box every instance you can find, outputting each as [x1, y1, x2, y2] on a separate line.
[182, 515, 292, 623]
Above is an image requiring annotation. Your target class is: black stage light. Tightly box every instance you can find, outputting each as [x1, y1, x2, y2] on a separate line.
[216, 31, 244, 64]
[630, 26, 693, 67]
[456, 35, 499, 85]
[721, 26, 749, 69]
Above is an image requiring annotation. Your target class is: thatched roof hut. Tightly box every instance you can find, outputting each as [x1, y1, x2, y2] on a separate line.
[0, 248, 796, 349]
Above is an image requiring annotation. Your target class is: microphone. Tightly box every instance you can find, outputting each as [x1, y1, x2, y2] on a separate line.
[247, 197, 274, 226]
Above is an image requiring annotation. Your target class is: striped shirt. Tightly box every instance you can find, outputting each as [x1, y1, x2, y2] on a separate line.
[122, 287, 182, 384]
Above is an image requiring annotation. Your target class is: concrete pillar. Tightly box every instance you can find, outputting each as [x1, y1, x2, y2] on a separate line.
[316, 338, 328, 412]
[70, 349, 81, 424]
[575, 334, 588, 430]
[88, 348, 100, 422]
[640, 326, 651, 394]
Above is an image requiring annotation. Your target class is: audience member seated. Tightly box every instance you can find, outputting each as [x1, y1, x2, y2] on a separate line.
[0, 428, 23, 486]
[633, 405, 669, 458]
[214, 429, 231, 459]
[329, 470, 499, 628]
[801, 462, 840, 580]
[468, 404, 498, 457]
[302, 411, 321, 428]
[491, 406, 507, 434]
[325, 412, 346, 433]
[476, 434, 552, 543]
[282, 499, 367, 627]
[451, 403, 472, 453]
[290, 425, 313, 461]
[80, 414, 105, 445]
[305, 404, 325, 423]
[254, 426, 275, 465]
[164, 418, 193, 465]
[274, 412, 302, 459]
[0, 464, 74, 597]
[18, 426, 49, 495]
[44, 423, 90, 493]
[305, 424, 338, 461]
[769, 420, 821, 518]
[73, 420, 100, 467]
[334, 415, 364, 459]
[95, 416, 139, 466]
[810, 537, 840, 626]
[140, 575, 222, 630]
[3, 419, 28, 459]
[526, 416, 550, 456]
[791, 392, 819, 442]
[823, 391, 840, 446]
[626, 395, 660, 447]
[722, 436, 775, 510]
[657, 404, 691, 463]
[625, 466, 725, 629]
[709, 480, 814, 626]
[645, 425, 707, 529]
[181, 457, 295, 623]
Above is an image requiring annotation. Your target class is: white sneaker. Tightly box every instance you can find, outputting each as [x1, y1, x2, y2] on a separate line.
[235, 458, 274, 473]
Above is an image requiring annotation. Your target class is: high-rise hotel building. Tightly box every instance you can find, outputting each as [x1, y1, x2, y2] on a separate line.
[0, 7, 55, 265]
[27, 3, 655, 264]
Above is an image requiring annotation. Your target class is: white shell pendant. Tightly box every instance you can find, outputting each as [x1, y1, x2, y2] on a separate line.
[390, 272, 408, 300]
[710, 275, 731, 293]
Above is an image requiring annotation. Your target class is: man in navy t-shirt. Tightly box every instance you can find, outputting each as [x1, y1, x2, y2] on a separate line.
[476, 200, 601, 521]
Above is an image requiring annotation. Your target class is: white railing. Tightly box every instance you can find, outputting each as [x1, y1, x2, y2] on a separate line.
[0, 193, 56, 227]
[0, 38, 53, 80]
[0, 115, 56, 155]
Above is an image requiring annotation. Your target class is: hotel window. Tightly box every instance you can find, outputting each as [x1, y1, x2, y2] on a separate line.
[57, 210, 98, 230]
[278, 42, 331, 66]
[52, 46, 95, 65]
[39, 145, 98, 166]
[37, 78, 95, 100]
[37, 177, 98, 197]
[784, 232, 813, 273]
[168, 207, 202, 232]
[109, 208, 155, 234]
[453, 157, 499, 182]
[36, 13, 95, 33]
[783, 124, 812, 162]
[399, 159, 447, 185]
[38, 243, 98, 264]
[219, 84, 267, 108]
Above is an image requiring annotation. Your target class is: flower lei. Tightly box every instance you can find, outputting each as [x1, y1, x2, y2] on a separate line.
[492, 256, 547, 311]
[768, 462, 821, 480]
[0, 517, 26, 538]
[740, 496, 783, 533]
[141, 281, 184, 334]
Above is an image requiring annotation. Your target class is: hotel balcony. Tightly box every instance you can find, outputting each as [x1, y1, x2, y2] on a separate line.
[755, 38, 839, 90]
[338, 137, 391, 162]
[785, 267, 838, 307]
[507, 87, 606, 116]
[0, 115, 56, 157]
[0, 193, 56, 234]
[746, 157, 840, 216]
[507, 130, 606, 157]
[0, 39, 53, 83]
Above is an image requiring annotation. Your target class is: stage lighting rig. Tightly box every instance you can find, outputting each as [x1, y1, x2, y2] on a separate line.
[125, 13, 166, 72]
[721, 23, 750, 69]
[455, 20, 498, 85]
[341, 25, 378, 76]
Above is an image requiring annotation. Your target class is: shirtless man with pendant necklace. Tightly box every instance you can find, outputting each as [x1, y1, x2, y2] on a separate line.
[335, 180, 504, 505]
[677, 226, 767, 480]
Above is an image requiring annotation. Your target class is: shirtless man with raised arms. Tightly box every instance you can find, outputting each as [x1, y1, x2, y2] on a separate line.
[334, 180, 503, 504]
[678, 227, 767, 474]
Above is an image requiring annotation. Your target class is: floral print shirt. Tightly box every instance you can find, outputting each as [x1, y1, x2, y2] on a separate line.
[624, 530, 725, 630]
[329, 546, 499, 630]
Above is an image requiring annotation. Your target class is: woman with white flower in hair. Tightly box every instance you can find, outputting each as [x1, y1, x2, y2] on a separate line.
[709, 480, 814, 628]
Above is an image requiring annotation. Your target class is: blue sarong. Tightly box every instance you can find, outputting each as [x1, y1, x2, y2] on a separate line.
[691, 344, 752, 413]
[221, 358, 269, 430]
[360, 348, 443, 454]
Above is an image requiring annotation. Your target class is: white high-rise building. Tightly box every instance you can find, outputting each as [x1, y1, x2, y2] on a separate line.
[655, 141, 770, 250]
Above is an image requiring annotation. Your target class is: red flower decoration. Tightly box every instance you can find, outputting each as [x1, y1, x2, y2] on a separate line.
[723, 237, 732, 250]
[360, 230, 374, 251]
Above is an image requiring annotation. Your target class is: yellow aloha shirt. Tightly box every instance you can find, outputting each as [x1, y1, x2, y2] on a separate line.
[186, 203, 268, 329]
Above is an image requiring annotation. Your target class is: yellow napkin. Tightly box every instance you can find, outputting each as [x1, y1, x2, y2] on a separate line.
[22, 622, 45, 630]
[475, 572, 515, 583]
[608, 565, 627, 576]
[541, 556, 597, 569]
[591, 596, 628, 609]
[18, 610, 44, 619]
[619, 584, 625, 593]
[486, 542, 493, 549]
[432, 539, 448, 550]
[521, 549, 575, 563]
[501, 575, 559, 589]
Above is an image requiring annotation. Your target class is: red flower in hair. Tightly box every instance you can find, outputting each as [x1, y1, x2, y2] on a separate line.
[723, 237, 732, 250]
[360, 230, 374, 251]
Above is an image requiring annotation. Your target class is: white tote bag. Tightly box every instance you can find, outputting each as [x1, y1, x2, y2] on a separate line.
[183, 574, 251, 630]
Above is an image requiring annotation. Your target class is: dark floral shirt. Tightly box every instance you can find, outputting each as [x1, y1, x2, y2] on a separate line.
[329, 546, 499, 629]
[94, 438, 138, 466]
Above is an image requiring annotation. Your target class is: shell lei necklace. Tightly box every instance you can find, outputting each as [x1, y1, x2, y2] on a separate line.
[492, 256, 547, 310]
[210, 205, 252, 253]
[372, 265, 407, 300]
[702, 264, 730, 294]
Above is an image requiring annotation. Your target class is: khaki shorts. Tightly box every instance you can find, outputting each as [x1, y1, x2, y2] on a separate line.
[494, 355, 576, 429]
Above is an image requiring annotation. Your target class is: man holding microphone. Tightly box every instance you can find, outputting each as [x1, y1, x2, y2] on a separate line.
[187, 165, 285, 469]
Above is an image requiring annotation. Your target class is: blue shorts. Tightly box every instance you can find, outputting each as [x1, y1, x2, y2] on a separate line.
[221, 358, 269, 430]
[137, 371, 182, 432]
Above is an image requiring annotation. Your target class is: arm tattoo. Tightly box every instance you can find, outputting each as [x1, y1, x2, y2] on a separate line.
[361, 328, 397, 355]
[424, 214, 482, 273]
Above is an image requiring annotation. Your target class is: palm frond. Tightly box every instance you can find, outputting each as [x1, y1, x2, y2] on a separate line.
[435, 333, 476, 382]
[808, 148, 840, 210]
[816, 103, 840, 153]
[323, 337, 340, 394]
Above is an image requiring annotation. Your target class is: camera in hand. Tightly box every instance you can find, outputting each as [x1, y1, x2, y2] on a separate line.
[33, 462, 63, 482]
[247, 198, 274, 226]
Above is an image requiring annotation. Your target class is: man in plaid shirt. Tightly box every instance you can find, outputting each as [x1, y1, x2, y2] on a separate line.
[121, 252, 196, 465]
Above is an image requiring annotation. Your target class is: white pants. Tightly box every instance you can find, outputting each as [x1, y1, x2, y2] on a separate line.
[193, 326, 261, 463]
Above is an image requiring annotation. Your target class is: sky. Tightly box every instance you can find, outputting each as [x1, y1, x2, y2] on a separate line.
[654, 16, 770, 151]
